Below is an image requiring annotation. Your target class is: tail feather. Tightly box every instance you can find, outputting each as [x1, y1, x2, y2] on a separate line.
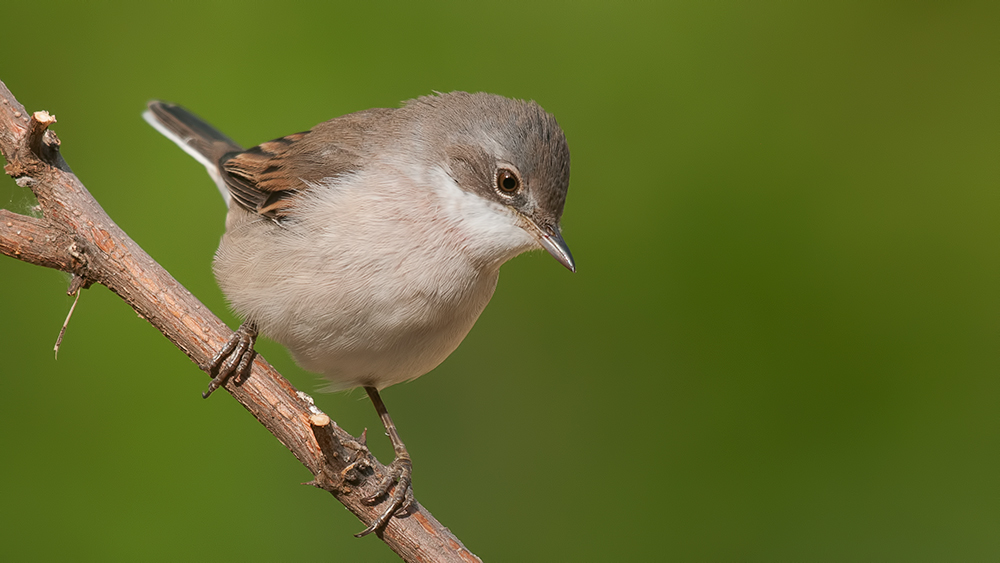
[144, 101, 242, 205]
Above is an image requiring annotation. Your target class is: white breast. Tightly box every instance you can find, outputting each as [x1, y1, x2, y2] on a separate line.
[212, 164, 538, 390]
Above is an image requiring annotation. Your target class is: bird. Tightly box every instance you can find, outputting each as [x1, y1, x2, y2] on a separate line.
[143, 91, 573, 536]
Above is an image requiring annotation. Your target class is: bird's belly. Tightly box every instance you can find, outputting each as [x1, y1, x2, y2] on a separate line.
[219, 244, 500, 390]
[316, 289, 492, 388]
[287, 291, 489, 390]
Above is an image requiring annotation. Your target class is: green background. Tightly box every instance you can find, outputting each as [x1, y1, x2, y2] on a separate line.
[2, 2, 998, 561]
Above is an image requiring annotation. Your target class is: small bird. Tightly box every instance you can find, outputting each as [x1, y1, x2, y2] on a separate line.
[143, 92, 573, 535]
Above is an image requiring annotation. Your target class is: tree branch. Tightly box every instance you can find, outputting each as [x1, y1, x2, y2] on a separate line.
[0, 79, 480, 563]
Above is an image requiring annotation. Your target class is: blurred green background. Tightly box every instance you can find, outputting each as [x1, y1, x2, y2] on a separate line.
[2, 1, 999, 561]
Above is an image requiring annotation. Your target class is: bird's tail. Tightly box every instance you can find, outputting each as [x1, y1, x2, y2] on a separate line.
[143, 101, 243, 205]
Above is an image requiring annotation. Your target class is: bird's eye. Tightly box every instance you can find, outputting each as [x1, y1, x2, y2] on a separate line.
[496, 169, 521, 194]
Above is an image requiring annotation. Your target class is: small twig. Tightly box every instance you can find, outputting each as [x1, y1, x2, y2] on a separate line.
[53, 282, 82, 359]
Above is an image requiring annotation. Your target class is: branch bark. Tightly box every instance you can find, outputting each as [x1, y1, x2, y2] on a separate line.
[0, 80, 480, 563]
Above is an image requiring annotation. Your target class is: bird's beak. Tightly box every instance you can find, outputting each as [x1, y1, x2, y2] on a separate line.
[530, 222, 576, 273]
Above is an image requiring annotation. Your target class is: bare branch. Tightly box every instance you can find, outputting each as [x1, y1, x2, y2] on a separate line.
[0, 79, 480, 563]
[0, 209, 78, 271]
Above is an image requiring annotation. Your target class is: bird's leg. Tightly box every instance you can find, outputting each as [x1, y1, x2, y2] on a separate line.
[356, 386, 414, 537]
[200, 320, 258, 398]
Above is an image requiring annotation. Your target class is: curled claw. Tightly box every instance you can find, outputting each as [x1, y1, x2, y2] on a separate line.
[355, 456, 414, 537]
[201, 320, 258, 398]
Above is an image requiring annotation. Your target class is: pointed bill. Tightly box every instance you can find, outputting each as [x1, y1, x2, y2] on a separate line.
[525, 220, 575, 272]
[541, 229, 575, 272]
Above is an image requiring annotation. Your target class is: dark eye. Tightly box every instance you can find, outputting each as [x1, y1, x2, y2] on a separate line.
[496, 169, 521, 194]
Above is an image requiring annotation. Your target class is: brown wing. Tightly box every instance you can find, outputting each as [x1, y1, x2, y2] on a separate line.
[220, 107, 396, 219]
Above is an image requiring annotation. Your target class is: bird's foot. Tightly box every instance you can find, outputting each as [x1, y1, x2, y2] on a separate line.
[200, 321, 257, 398]
[355, 455, 414, 537]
